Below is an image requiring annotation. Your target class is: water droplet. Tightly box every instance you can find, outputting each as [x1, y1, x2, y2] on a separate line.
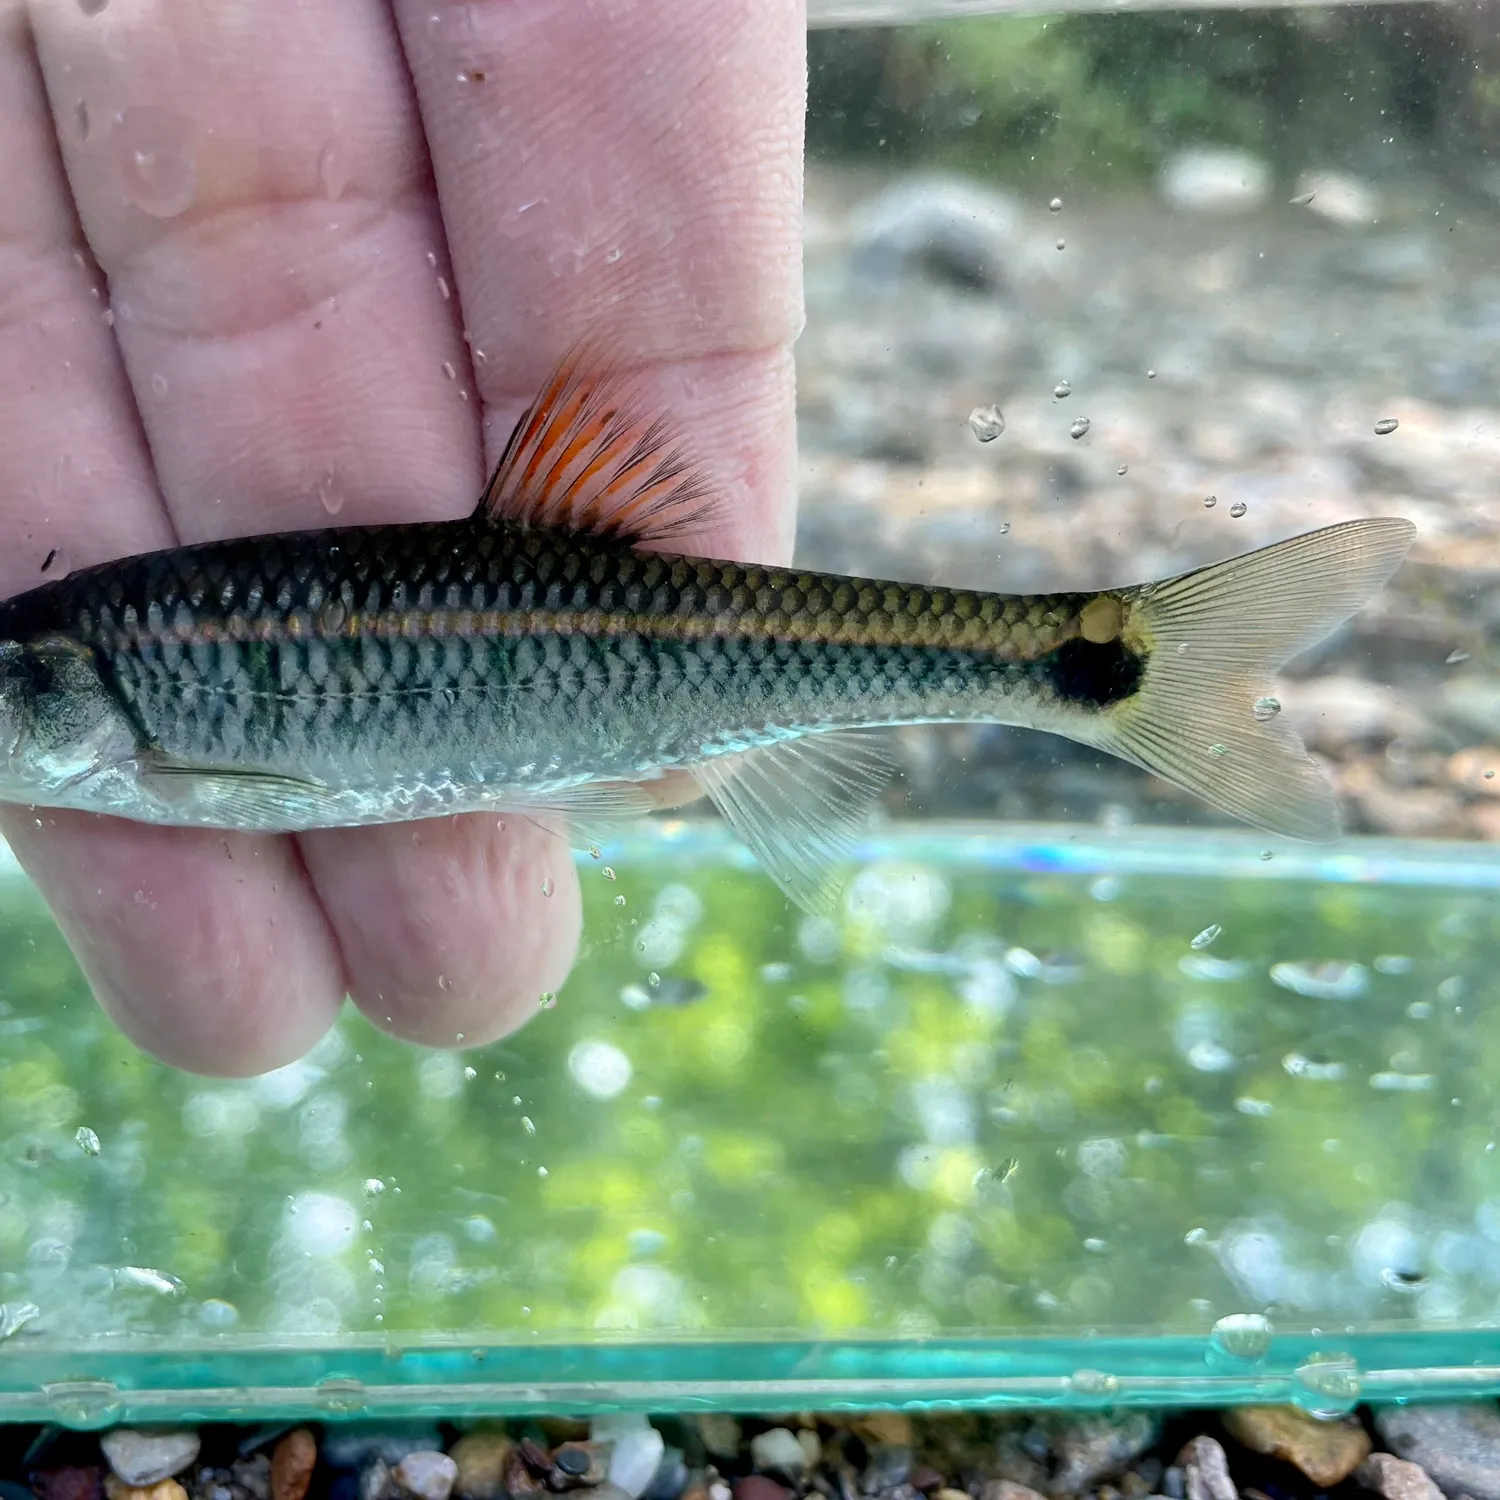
[1259, 849, 1274, 861]
[319, 598, 348, 633]
[1116, 465, 1128, 476]
[101, 307, 115, 328]
[1229, 501, 1247, 518]
[613, 894, 626, 907]
[1069, 417, 1091, 440]
[968, 405, 1005, 442]
[1208, 1312, 1273, 1366]
[314, 1377, 367, 1416]
[1147, 368, 1157, 379]
[442, 360, 457, 381]
[316, 468, 344, 516]
[538, 992, 557, 1009]
[1049, 196, 1063, 212]
[42, 1379, 124, 1429]
[1374, 418, 1399, 435]
[1203, 495, 1217, 509]
[76, 100, 91, 141]
[1054, 380, 1072, 398]
[540, 876, 554, 897]
[1290, 189, 1317, 207]
[1446, 648, 1470, 665]
[647, 971, 661, 988]
[1270, 959, 1367, 1000]
[1055, 239, 1066, 251]
[521, 1115, 536, 1135]
[317, 141, 348, 201]
[77, 0, 108, 14]
[1252, 695, 1281, 722]
[75, 1126, 101, 1156]
[997, 521, 1011, 535]
[1190, 924, 1222, 950]
[588, 845, 602, 860]
[437, 275, 451, 302]
[150, 372, 168, 397]
[363, 1178, 384, 1195]
[1208, 742, 1229, 756]
[110, 106, 199, 219]
[602, 866, 617, 881]
[1291, 1351, 1361, 1419]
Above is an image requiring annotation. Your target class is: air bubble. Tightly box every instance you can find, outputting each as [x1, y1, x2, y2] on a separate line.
[614, 894, 626, 907]
[968, 405, 1005, 443]
[1291, 1351, 1361, 1419]
[1190, 924, 1222, 950]
[1116, 465, 1128, 476]
[1252, 696, 1281, 723]
[1069, 417, 1091, 440]
[1208, 1312, 1273, 1366]
[1068, 1369, 1119, 1397]
[538, 992, 557, 1010]
[540, 876, 554, 897]
[1049, 197, 1064, 212]
[1203, 495, 1217, 509]
[1374, 418, 1399, 435]
[150, 373, 168, 397]
[75, 1126, 101, 1156]
[316, 468, 344, 517]
[1229, 501, 1247, 518]
[1055, 239, 1066, 251]
[1054, 380, 1072, 399]
[602, 866, 617, 881]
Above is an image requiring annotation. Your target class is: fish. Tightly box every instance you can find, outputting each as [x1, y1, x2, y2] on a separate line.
[0, 345, 1414, 913]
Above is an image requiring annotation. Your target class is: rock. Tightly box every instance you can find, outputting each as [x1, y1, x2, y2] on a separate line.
[270, 1432, 315, 1500]
[592, 1417, 665, 1500]
[1376, 1404, 1500, 1500]
[552, 1445, 611, 1489]
[862, 1445, 913, 1491]
[1175, 1438, 1234, 1500]
[103, 1484, 187, 1500]
[231, 1458, 270, 1500]
[102, 1436, 202, 1490]
[749, 1431, 806, 1477]
[849, 174, 1025, 291]
[1222, 1406, 1370, 1487]
[694, 1418, 740, 1462]
[979, 1485, 1044, 1500]
[850, 1414, 913, 1448]
[1052, 1414, 1160, 1494]
[392, 1455, 456, 1500]
[1448, 748, 1500, 795]
[1356, 1453, 1445, 1500]
[1159, 149, 1271, 215]
[34, 1472, 103, 1500]
[324, 1433, 444, 1472]
[642, 1450, 688, 1500]
[449, 1435, 511, 1500]
[0, 1483, 38, 1500]
[732, 1482, 789, 1500]
[934, 1491, 970, 1500]
[795, 1432, 821, 1471]
[1294, 170, 1381, 227]
[358, 1462, 391, 1500]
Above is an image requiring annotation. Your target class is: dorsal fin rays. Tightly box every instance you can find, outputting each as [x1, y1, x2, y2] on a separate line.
[477, 340, 725, 546]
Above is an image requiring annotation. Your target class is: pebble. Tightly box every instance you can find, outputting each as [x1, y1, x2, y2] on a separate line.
[34, 1472, 103, 1500]
[1175, 1438, 1235, 1500]
[102, 1435, 202, 1489]
[694, 1417, 741, 1461]
[749, 1430, 807, 1477]
[1052, 1414, 1160, 1493]
[731, 1481, 789, 1500]
[1356, 1453, 1446, 1500]
[591, 1416, 664, 1500]
[449, 1434, 511, 1500]
[104, 1483, 188, 1500]
[933, 1491, 971, 1500]
[849, 1414, 913, 1447]
[979, 1485, 1045, 1500]
[642, 1449, 689, 1500]
[359, 1462, 391, 1500]
[325, 1432, 444, 1471]
[1222, 1407, 1370, 1487]
[552, 1445, 610, 1488]
[393, 1455, 457, 1500]
[1375, 1404, 1500, 1500]
[1158, 148, 1271, 214]
[232, 1458, 270, 1500]
[861, 1445, 912, 1491]
[270, 1431, 316, 1500]
[1294, 170, 1381, 226]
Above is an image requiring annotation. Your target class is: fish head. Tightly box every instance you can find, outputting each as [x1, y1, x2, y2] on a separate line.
[0, 638, 140, 800]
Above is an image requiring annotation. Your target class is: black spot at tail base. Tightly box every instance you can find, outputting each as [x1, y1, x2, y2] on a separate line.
[1048, 636, 1144, 707]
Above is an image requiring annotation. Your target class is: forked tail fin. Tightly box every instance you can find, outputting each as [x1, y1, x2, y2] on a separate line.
[1092, 518, 1416, 840]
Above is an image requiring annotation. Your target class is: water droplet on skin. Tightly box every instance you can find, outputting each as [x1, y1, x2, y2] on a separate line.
[110, 106, 199, 219]
[997, 521, 1011, 535]
[602, 866, 617, 881]
[1229, 501, 1247, 518]
[101, 308, 115, 328]
[1208, 743, 1229, 756]
[1446, 648, 1469, 665]
[540, 876, 554, 897]
[1049, 196, 1063, 212]
[588, 845, 602, 860]
[1116, 465, 1128, 476]
[1191, 924, 1223, 950]
[1069, 417, 1091, 440]
[77, 0, 108, 14]
[317, 142, 348, 201]
[442, 360, 457, 381]
[316, 468, 343, 516]
[1374, 417, 1399, 435]
[1203, 495, 1217, 508]
[75, 1126, 101, 1156]
[150, 372, 168, 397]
[1259, 849, 1274, 861]
[1147, 369, 1157, 379]
[76, 100, 91, 141]
[538, 992, 557, 1010]
[521, 1115, 536, 1135]
[1252, 695, 1281, 722]
[437, 276, 451, 302]
[968, 405, 1005, 442]
[1054, 380, 1072, 398]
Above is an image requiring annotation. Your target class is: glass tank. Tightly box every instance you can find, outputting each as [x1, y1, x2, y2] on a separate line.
[2, 0, 1499, 1427]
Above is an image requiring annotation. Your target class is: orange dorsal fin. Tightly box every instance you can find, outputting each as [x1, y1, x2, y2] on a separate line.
[476, 341, 724, 545]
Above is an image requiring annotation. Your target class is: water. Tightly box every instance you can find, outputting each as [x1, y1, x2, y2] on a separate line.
[1, 0, 1498, 1420]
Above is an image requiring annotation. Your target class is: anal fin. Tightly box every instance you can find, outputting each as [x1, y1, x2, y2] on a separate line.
[689, 730, 897, 915]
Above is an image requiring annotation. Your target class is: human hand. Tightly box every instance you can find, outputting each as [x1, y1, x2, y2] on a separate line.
[0, 0, 805, 1075]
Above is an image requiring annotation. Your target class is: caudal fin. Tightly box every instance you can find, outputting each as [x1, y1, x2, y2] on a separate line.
[1092, 518, 1416, 840]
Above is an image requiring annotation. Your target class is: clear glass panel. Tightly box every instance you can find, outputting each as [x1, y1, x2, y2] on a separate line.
[4, 0, 1499, 1422]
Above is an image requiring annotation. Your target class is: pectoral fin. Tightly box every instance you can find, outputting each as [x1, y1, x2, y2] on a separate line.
[140, 756, 345, 828]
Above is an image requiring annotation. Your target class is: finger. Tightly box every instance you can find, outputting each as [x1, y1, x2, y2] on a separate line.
[2, 811, 344, 1077]
[296, 0, 804, 1042]
[2, 1, 344, 1072]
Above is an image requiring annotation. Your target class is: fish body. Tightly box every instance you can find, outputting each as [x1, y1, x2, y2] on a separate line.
[0, 347, 1416, 911]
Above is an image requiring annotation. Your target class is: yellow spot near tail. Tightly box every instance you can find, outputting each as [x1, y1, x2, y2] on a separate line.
[1080, 594, 1123, 644]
